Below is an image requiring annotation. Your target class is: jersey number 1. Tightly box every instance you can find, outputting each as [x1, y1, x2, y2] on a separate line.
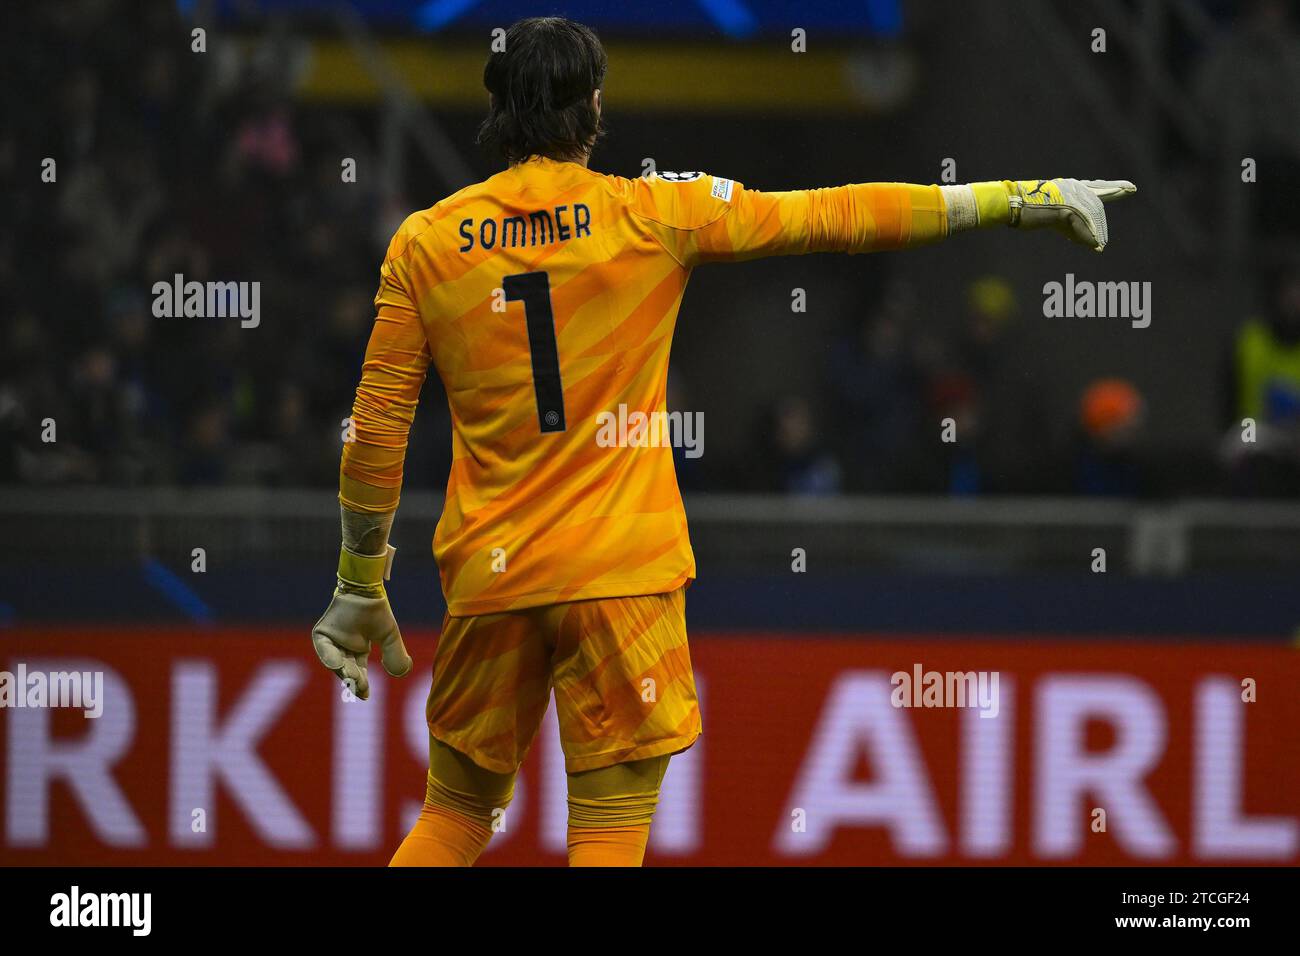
[503, 271, 566, 433]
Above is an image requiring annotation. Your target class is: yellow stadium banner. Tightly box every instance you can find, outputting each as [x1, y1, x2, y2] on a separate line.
[293, 39, 913, 112]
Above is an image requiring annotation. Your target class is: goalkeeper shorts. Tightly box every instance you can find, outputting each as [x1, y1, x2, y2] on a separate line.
[425, 587, 700, 774]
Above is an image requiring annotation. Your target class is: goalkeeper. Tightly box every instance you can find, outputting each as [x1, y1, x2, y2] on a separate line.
[311, 16, 1135, 867]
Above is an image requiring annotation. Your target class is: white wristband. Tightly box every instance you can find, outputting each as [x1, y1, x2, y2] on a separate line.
[939, 184, 980, 234]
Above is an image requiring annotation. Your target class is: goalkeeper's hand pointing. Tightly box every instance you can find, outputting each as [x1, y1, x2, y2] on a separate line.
[940, 178, 1137, 251]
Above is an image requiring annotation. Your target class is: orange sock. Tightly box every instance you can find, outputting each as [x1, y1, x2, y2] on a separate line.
[566, 823, 651, 867]
[390, 739, 516, 867]
[389, 802, 492, 867]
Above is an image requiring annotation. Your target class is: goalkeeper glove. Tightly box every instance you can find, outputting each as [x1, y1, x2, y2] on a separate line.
[311, 543, 413, 700]
[944, 178, 1137, 251]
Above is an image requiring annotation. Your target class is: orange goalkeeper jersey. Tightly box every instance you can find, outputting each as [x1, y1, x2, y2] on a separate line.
[340, 157, 948, 616]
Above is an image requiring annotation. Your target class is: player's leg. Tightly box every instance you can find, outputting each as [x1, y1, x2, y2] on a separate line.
[549, 587, 700, 866]
[565, 754, 669, 866]
[390, 735, 516, 866]
[390, 607, 552, 866]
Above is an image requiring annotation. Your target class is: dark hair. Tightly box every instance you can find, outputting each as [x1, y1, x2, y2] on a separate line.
[476, 17, 607, 165]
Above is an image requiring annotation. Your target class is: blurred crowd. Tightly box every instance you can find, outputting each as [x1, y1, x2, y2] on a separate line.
[3, 1, 1299, 499]
[2, 3, 415, 490]
[739, 265, 1300, 498]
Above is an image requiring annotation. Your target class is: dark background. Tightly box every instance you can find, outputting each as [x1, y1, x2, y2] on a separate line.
[2, 0, 1299, 633]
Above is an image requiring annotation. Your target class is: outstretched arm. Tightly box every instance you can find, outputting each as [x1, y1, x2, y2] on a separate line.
[654, 176, 1136, 265]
